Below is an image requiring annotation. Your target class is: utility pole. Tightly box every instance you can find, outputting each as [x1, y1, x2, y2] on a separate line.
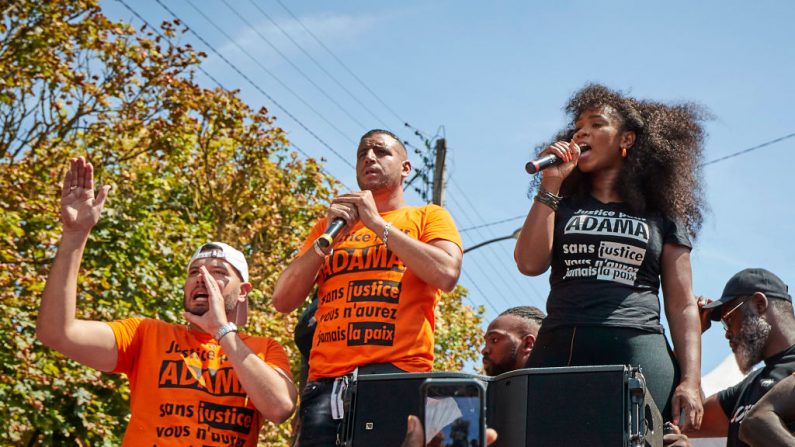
[431, 137, 446, 206]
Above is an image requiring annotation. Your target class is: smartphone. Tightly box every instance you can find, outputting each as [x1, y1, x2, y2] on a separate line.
[420, 378, 487, 447]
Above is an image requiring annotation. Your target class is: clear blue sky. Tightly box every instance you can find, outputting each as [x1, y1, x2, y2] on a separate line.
[102, 0, 795, 375]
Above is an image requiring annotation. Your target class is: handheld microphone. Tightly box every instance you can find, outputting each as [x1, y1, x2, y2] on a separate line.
[525, 154, 562, 174]
[317, 218, 345, 248]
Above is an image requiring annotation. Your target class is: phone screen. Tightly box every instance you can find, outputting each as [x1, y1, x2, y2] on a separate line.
[422, 382, 483, 446]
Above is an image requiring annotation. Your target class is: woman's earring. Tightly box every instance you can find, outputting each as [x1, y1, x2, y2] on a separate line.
[621, 147, 628, 158]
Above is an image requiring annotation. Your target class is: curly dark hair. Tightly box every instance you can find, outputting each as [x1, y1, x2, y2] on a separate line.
[536, 83, 709, 238]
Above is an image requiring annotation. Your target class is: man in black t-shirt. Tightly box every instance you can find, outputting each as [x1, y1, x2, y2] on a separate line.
[687, 268, 795, 447]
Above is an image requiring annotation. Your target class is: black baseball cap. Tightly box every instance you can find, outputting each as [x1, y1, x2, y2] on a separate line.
[703, 268, 791, 321]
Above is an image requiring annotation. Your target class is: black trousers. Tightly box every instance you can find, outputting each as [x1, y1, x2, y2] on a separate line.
[295, 363, 406, 447]
[294, 379, 339, 447]
[526, 324, 680, 421]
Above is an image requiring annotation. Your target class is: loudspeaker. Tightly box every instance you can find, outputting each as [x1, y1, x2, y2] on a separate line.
[342, 366, 661, 447]
[341, 371, 480, 447]
[487, 365, 662, 447]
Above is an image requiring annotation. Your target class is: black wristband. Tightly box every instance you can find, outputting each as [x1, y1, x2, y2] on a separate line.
[534, 186, 562, 211]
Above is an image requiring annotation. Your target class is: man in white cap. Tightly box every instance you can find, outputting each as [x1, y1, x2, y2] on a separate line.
[37, 157, 296, 446]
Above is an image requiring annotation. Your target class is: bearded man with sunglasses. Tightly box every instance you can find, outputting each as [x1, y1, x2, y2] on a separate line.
[686, 268, 795, 447]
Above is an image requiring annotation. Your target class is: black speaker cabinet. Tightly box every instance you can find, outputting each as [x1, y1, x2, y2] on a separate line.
[488, 365, 662, 447]
[341, 371, 480, 447]
[341, 365, 661, 447]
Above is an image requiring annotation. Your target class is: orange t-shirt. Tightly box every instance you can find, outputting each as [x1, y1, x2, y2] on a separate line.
[107, 318, 291, 447]
[299, 204, 462, 380]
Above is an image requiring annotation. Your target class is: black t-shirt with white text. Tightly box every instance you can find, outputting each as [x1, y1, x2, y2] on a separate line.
[545, 196, 691, 332]
[717, 345, 795, 447]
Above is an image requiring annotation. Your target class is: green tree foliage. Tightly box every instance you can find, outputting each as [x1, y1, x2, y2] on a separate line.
[0, 1, 485, 445]
[434, 286, 485, 372]
[0, 1, 332, 444]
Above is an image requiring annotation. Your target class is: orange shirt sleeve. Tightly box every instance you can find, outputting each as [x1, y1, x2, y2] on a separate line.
[106, 317, 145, 374]
[297, 219, 327, 258]
[261, 338, 293, 379]
[420, 204, 463, 249]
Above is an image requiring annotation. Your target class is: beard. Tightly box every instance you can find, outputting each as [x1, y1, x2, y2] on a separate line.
[357, 176, 387, 191]
[733, 310, 772, 374]
[484, 346, 519, 376]
[184, 293, 236, 317]
[356, 170, 402, 192]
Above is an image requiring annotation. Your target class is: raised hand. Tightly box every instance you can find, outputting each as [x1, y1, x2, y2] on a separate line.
[325, 200, 359, 242]
[332, 190, 383, 233]
[60, 157, 110, 234]
[696, 296, 713, 333]
[541, 140, 580, 177]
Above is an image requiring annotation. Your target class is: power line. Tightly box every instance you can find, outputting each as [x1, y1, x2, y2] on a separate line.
[114, 0, 352, 191]
[243, 0, 395, 132]
[244, 0, 422, 166]
[115, 0, 227, 89]
[404, 122, 437, 143]
[447, 193, 528, 309]
[265, 0, 423, 164]
[215, 0, 370, 132]
[445, 155, 542, 306]
[461, 270, 499, 315]
[701, 132, 795, 167]
[178, 0, 358, 151]
[273, 0, 407, 126]
[152, 0, 356, 169]
[459, 215, 526, 232]
[457, 131, 795, 232]
[449, 179, 544, 305]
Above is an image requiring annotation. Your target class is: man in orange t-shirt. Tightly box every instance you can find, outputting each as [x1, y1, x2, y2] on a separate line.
[273, 129, 463, 446]
[37, 157, 297, 446]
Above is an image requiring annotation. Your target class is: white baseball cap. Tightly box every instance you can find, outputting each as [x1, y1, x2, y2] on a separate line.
[188, 242, 250, 325]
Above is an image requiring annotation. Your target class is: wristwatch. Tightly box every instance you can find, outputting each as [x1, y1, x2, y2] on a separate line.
[215, 322, 238, 341]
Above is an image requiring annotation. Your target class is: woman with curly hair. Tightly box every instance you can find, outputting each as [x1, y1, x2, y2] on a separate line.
[515, 84, 707, 431]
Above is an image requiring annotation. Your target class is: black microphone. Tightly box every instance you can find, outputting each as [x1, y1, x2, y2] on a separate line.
[317, 218, 345, 248]
[525, 154, 562, 174]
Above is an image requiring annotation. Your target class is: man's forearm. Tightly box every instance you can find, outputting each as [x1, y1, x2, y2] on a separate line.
[220, 334, 297, 423]
[388, 231, 460, 291]
[37, 231, 119, 371]
[369, 220, 461, 292]
[37, 231, 90, 346]
[272, 249, 323, 313]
